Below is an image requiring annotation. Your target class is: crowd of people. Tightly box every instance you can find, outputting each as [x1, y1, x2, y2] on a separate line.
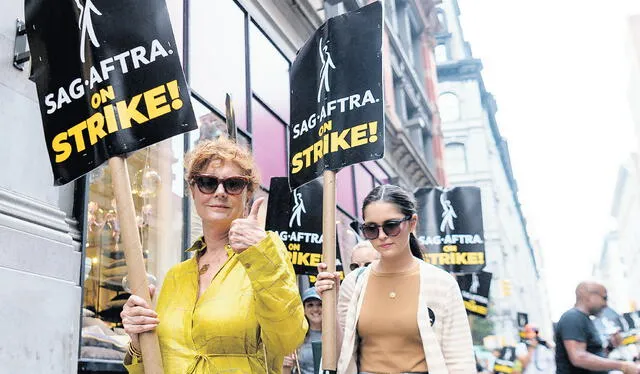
[116, 136, 640, 373]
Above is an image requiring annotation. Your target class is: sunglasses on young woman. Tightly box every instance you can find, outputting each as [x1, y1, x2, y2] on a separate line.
[358, 215, 412, 240]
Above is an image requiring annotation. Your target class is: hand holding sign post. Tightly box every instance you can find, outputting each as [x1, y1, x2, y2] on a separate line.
[26, 0, 198, 372]
[289, 2, 384, 371]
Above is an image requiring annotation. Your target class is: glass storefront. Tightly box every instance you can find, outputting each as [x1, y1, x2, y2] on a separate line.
[80, 138, 185, 364]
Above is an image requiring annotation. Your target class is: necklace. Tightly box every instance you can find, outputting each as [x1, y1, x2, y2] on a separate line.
[198, 244, 232, 275]
[198, 264, 210, 275]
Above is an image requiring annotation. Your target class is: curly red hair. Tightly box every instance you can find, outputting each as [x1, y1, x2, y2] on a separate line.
[184, 136, 260, 197]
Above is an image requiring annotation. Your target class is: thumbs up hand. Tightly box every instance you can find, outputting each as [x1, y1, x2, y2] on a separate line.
[229, 197, 266, 254]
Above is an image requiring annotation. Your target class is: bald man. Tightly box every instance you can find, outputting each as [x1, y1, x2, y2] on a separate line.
[555, 281, 640, 374]
[348, 241, 379, 272]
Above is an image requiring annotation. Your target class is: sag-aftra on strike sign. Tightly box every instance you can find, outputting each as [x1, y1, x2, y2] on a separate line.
[289, 1, 384, 189]
[26, 0, 196, 185]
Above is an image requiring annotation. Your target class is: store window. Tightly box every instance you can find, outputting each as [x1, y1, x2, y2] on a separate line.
[362, 161, 390, 185]
[337, 166, 356, 217]
[252, 99, 287, 187]
[250, 23, 290, 124]
[80, 138, 185, 363]
[189, 0, 247, 130]
[354, 164, 375, 218]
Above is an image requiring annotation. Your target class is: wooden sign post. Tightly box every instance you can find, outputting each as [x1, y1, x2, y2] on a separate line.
[109, 157, 164, 374]
[321, 170, 337, 372]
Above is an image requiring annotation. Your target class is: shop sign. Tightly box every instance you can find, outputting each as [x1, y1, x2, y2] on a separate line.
[457, 271, 492, 318]
[265, 177, 343, 276]
[289, 1, 384, 189]
[26, 0, 197, 185]
[415, 187, 486, 273]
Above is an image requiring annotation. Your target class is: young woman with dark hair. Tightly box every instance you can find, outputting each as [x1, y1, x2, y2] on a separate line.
[316, 184, 475, 374]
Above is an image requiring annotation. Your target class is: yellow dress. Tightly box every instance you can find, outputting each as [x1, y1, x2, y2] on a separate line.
[125, 232, 308, 373]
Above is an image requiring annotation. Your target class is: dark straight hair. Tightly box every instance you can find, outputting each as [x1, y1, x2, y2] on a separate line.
[362, 185, 424, 260]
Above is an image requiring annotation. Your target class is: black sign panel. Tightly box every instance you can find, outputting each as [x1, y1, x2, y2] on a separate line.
[517, 312, 529, 328]
[494, 346, 516, 374]
[289, 1, 384, 189]
[457, 271, 492, 318]
[415, 187, 485, 273]
[622, 311, 640, 331]
[26, 0, 197, 185]
[594, 307, 624, 336]
[265, 177, 342, 275]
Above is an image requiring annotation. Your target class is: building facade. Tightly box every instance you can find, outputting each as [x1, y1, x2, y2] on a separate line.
[596, 155, 640, 312]
[434, 0, 553, 343]
[1, 0, 443, 372]
[593, 232, 630, 313]
[628, 15, 640, 164]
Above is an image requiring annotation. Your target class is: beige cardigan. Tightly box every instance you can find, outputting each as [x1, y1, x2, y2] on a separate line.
[336, 260, 475, 374]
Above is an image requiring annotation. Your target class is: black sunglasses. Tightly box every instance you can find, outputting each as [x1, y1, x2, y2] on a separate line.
[191, 175, 250, 195]
[349, 262, 372, 271]
[590, 291, 608, 302]
[359, 216, 412, 240]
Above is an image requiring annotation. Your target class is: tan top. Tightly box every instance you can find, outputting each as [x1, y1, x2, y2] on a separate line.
[357, 263, 428, 373]
[337, 261, 476, 374]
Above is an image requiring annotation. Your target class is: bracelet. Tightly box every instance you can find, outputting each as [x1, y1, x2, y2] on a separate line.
[128, 342, 142, 358]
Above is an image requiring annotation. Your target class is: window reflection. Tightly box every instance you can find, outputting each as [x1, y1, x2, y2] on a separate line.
[252, 99, 287, 187]
[190, 0, 247, 129]
[250, 23, 290, 123]
[81, 139, 184, 362]
[191, 99, 230, 148]
[337, 166, 356, 217]
[354, 164, 375, 218]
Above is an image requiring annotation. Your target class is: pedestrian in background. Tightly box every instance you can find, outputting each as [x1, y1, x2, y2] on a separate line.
[283, 287, 323, 374]
[348, 240, 379, 272]
[555, 281, 640, 374]
[316, 184, 475, 373]
[516, 324, 556, 373]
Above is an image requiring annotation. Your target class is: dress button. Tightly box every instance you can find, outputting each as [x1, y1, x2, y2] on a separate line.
[244, 263, 251, 269]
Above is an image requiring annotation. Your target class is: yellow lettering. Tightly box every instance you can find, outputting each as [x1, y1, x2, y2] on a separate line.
[494, 364, 513, 373]
[464, 300, 488, 316]
[291, 153, 303, 174]
[99, 85, 115, 103]
[52, 132, 72, 163]
[115, 94, 148, 129]
[86, 112, 107, 146]
[67, 121, 88, 152]
[350, 123, 368, 147]
[443, 245, 457, 253]
[313, 139, 324, 163]
[330, 129, 351, 152]
[310, 253, 321, 266]
[144, 84, 170, 119]
[455, 252, 468, 264]
[302, 146, 313, 168]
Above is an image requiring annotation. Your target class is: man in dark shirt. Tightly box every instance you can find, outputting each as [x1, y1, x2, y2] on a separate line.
[555, 281, 640, 374]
